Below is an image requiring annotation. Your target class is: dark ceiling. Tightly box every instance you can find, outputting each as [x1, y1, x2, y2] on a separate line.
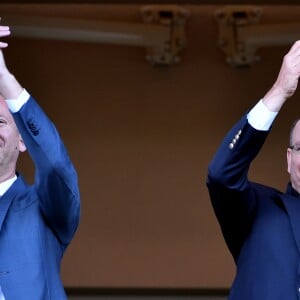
[1, 0, 300, 4]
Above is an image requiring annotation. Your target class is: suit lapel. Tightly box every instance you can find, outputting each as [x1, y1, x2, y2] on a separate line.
[0, 176, 27, 232]
[280, 193, 300, 254]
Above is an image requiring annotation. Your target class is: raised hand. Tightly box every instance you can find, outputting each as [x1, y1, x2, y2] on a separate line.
[275, 41, 300, 98]
[0, 24, 10, 75]
[0, 25, 10, 48]
[0, 23, 23, 99]
[263, 41, 300, 112]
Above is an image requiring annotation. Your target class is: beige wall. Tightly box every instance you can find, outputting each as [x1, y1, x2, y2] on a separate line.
[1, 4, 300, 289]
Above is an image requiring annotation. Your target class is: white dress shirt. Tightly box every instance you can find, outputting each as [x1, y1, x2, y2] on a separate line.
[247, 99, 278, 131]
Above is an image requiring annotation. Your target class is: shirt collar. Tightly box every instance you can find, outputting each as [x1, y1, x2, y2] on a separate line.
[286, 182, 300, 198]
[0, 175, 17, 197]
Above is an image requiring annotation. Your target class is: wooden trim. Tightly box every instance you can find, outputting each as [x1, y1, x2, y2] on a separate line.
[65, 287, 229, 296]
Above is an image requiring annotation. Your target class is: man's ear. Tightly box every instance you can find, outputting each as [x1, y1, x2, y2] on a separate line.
[287, 148, 292, 174]
[18, 135, 26, 153]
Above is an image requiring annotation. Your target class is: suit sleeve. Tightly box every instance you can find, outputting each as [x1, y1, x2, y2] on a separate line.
[12, 96, 80, 246]
[206, 114, 269, 260]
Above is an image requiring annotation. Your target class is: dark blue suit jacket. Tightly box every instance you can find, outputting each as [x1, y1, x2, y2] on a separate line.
[0, 96, 80, 299]
[207, 115, 300, 300]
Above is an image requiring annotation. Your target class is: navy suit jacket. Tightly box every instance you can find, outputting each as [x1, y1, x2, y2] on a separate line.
[0, 96, 80, 299]
[207, 115, 300, 300]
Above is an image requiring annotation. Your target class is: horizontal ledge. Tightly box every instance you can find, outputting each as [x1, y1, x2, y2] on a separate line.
[65, 287, 229, 296]
[0, 1, 300, 4]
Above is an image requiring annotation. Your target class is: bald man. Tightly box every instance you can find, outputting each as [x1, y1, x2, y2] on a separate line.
[0, 24, 80, 299]
[207, 40, 300, 299]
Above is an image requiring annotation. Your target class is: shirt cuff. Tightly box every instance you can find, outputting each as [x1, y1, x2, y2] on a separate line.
[247, 99, 278, 131]
[5, 89, 30, 113]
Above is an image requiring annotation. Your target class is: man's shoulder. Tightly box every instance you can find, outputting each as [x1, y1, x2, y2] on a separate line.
[251, 181, 284, 197]
[10, 176, 38, 211]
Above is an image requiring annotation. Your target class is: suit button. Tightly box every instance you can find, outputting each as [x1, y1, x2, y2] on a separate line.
[229, 143, 234, 149]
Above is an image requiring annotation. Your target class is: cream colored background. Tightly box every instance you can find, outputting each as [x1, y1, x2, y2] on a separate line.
[0, 4, 298, 289]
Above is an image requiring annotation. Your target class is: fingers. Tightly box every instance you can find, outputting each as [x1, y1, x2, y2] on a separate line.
[0, 26, 10, 36]
[281, 41, 300, 74]
[285, 40, 300, 61]
[288, 40, 300, 56]
[0, 25, 10, 48]
[0, 42, 8, 48]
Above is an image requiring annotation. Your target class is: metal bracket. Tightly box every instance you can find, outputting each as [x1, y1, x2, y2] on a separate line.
[215, 6, 262, 66]
[3, 5, 189, 67]
[141, 5, 189, 66]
